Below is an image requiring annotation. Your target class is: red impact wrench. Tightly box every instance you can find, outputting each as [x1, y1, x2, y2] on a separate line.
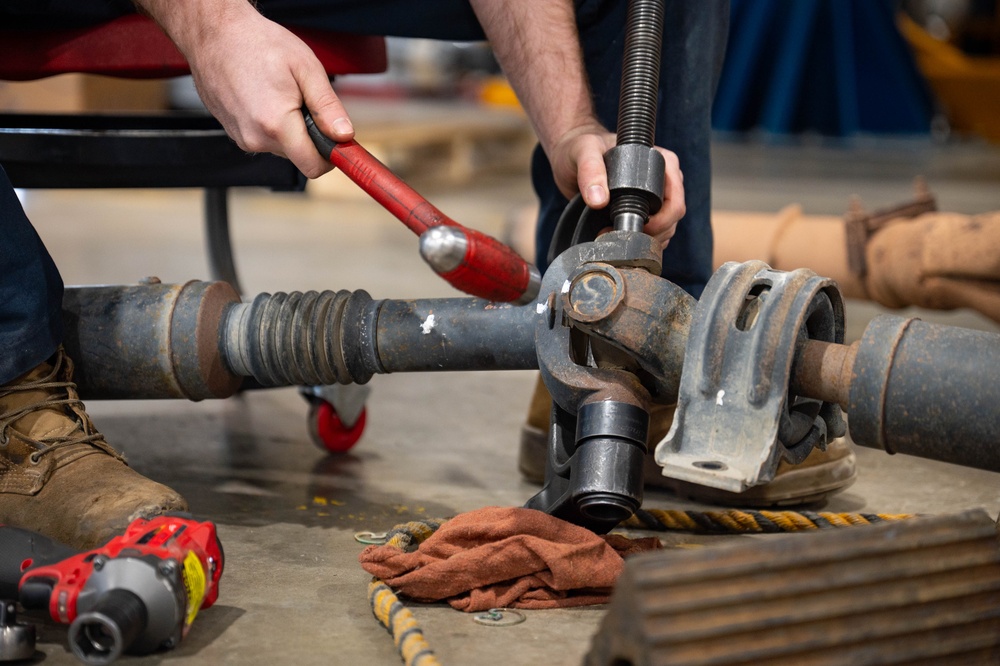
[0, 515, 223, 665]
[304, 112, 541, 304]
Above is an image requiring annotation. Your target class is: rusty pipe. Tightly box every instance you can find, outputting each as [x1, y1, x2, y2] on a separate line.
[61, 280, 243, 401]
[790, 315, 1000, 473]
[713, 207, 1000, 324]
[62, 275, 1000, 476]
[62, 281, 538, 400]
[790, 339, 858, 410]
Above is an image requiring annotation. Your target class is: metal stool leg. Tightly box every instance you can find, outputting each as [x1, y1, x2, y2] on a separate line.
[204, 187, 243, 294]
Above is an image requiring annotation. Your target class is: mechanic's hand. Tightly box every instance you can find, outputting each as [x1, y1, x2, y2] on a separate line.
[183, 7, 353, 178]
[549, 123, 685, 249]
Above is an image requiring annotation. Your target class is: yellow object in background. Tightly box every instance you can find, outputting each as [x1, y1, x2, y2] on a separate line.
[900, 13, 1000, 143]
[477, 75, 523, 111]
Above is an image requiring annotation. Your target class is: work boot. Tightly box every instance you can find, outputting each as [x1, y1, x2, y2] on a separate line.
[0, 348, 187, 550]
[518, 375, 856, 507]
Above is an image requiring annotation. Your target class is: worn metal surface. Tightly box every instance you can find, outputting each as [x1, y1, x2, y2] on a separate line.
[225, 290, 539, 386]
[526, 222, 685, 532]
[63, 281, 241, 400]
[605, 144, 666, 221]
[658, 261, 846, 492]
[534, 231, 664, 418]
[790, 339, 858, 409]
[587, 509, 1000, 666]
[374, 298, 537, 373]
[849, 314, 1000, 472]
[64, 263, 1000, 501]
[525, 399, 650, 530]
[66, 284, 538, 398]
[569, 266, 694, 405]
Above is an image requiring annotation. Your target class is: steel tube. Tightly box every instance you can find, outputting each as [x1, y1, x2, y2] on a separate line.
[848, 315, 1000, 472]
[374, 298, 538, 373]
[63, 281, 242, 400]
[64, 283, 539, 400]
[790, 338, 858, 409]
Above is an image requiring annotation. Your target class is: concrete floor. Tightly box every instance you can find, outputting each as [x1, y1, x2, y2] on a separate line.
[14, 106, 1000, 664]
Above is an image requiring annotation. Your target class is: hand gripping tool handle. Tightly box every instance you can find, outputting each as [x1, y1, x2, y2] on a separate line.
[304, 112, 540, 304]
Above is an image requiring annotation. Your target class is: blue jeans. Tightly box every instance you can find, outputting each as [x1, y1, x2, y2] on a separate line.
[0, 0, 728, 382]
[0, 166, 64, 383]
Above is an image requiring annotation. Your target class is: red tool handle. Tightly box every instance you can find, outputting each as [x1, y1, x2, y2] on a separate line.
[304, 112, 539, 303]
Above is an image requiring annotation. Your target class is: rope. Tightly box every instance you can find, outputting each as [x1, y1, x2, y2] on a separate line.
[365, 509, 918, 665]
[368, 579, 442, 666]
[367, 520, 443, 666]
[623, 508, 918, 533]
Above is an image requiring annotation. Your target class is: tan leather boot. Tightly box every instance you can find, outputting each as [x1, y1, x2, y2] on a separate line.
[0, 348, 187, 550]
[519, 375, 855, 507]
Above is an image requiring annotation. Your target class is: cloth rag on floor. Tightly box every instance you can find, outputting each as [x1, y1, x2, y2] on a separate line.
[358, 506, 661, 611]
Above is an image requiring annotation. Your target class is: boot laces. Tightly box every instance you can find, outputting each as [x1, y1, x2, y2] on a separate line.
[0, 352, 119, 464]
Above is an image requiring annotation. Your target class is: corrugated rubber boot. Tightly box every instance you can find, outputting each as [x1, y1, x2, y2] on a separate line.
[0, 348, 187, 550]
[518, 374, 856, 507]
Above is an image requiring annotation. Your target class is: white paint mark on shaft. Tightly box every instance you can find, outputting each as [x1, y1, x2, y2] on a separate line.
[421, 313, 436, 335]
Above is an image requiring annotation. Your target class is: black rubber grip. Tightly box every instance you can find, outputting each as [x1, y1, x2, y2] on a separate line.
[0, 525, 78, 600]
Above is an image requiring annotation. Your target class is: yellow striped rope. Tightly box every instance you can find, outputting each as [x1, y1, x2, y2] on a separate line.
[622, 508, 917, 533]
[368, 578, 441, 666]
[384, 520, 440, 550]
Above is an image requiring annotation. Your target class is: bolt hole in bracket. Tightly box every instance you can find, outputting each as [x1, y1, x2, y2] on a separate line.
[656, 260, 847, 492]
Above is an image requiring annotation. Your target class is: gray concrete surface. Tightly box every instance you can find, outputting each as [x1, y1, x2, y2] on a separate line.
[14, 120, 1000, 665]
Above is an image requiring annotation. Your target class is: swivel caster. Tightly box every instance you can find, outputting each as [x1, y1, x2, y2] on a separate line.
[301, 384, 371, 454]
[308, 400, 367, 453]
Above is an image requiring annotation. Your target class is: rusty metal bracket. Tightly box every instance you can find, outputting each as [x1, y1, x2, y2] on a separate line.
[655, 261, 846, 493]
[844, 177, 937, 277]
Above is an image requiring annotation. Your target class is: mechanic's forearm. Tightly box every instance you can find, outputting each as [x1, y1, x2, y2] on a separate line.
[132, 0, 258, 57]
[469, 0, 598, 158]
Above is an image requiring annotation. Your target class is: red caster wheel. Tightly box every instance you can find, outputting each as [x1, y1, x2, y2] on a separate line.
[308, 400, 367, 453]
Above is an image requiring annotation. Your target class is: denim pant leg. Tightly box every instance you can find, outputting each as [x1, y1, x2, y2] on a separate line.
[0, 166, 64, 384]
[533, 0, 730, 298]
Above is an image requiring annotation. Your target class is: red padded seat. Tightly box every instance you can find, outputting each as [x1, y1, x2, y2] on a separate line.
[0, 14, 387, 81]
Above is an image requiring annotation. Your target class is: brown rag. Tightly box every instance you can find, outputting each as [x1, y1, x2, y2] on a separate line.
[358, 506, 661, 611]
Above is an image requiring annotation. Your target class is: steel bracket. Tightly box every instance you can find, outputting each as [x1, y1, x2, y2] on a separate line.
[655, 261, 847, 492]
